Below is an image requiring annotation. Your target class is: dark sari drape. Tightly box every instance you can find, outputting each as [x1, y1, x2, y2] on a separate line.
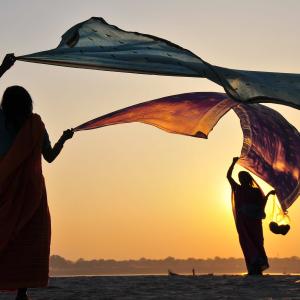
[0, 114, 51, 289]
[231, 183, 269, 274]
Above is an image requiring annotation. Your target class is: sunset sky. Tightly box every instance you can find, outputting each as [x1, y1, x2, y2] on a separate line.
[1, 0, 299, 261]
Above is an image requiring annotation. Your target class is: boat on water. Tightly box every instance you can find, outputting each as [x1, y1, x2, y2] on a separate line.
[168, 269, 179, 276]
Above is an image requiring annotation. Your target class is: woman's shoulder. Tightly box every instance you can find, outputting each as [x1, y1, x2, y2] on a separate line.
[32, 113, 42, 121]
[29, 113, 46, 133]
[231, 180, 241, 191]
[31, 113, 44, 126]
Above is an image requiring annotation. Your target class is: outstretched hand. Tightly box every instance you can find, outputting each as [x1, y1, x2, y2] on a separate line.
[62, 129, 74, 141]
[232, 157, 239, 164]
[1, 53, 16, 71]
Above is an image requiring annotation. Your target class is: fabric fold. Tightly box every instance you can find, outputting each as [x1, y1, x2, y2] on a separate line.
[74, 92, 300, 210]
[18, 17, 300, 109]
[74, 92, 236, 138]
[233, 104, 300, 210]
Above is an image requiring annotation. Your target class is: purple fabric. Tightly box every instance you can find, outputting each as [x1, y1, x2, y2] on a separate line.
[75, 92, 236, 138]
[74, 92, 300, 210]
[234, 104, 300, 210]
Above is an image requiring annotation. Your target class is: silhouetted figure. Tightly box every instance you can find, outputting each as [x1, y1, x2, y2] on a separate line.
[192, 268, 195, 276]
[0, 54, 73, 300]
[227, 157, 275, 276]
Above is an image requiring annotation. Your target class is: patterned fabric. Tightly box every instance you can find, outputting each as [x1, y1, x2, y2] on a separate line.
[75, 92, 236, 137]
[234, 104, 300, 210]
[74, 92, 300, 210]
[18, 17, 300, 109]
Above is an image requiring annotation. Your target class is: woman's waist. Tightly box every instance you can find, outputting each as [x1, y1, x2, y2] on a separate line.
[236, 203, 266, 219]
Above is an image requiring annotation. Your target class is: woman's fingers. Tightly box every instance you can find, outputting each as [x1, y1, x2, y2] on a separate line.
[63, 129, 74, 140]
[2, 53, 16, 70]
[233, 157, 239, 163]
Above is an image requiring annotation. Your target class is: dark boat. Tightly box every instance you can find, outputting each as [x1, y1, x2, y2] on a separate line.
[168, 269, 179, 276]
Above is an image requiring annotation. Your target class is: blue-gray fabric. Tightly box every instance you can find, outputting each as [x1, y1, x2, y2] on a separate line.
[18, 17, 300, 109]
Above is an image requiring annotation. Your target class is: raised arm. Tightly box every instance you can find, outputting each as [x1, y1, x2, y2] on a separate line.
[0, 54, 16, 78]
[43, 129, 74, 163]
[227, 157, 239, 187]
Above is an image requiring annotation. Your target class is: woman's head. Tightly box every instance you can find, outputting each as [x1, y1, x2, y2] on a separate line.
[1, 85, 33, 129]
[238, 171, 254, 187]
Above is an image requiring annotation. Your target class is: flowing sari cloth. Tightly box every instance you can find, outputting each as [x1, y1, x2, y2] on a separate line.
[0, 114, 51, 289]
[75, 92, 236, 137]
[74, 92, 300, 211]
[18, 17, 300, 109]
[233, 104, 300, 211]
[230, 182, 269, 273]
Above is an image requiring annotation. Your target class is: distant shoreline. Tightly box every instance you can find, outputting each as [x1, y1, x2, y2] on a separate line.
[50, 255, 300, 276]
[52, 273, 300, 277]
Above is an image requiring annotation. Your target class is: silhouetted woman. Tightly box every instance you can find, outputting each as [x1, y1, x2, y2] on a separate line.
[0, 54, 73, 300]
[227, 157, 275, 275]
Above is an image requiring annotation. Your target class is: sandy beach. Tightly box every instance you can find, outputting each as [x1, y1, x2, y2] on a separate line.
[1, 275, 300, 299]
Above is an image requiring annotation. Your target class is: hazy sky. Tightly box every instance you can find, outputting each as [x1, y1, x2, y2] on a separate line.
[1, 0, 299, 260]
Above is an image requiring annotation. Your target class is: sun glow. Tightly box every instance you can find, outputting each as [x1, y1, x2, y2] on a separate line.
[222, 184, 233, 213]
[226, 163, 290, 226]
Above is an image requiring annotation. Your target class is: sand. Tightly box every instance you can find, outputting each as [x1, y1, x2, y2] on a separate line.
[1, 275, 300, 299]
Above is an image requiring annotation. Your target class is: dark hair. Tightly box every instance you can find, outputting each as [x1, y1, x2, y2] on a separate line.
[1, 85, 33, 130]
[238, 171, 254, 187]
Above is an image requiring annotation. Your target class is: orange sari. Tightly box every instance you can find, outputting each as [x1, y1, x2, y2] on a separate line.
[0, 114, 51, 289]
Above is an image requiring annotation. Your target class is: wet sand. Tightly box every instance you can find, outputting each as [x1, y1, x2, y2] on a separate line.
[1, 275, 300, 299]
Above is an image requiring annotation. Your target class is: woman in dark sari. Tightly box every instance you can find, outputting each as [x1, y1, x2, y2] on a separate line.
[227, 157, 275, 275]
[0, 54, 73, 300]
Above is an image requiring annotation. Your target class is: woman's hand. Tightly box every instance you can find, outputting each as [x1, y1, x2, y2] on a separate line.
[44, 129, 74, 163]
[1, 54, 16, 72]
[232, 157, 239, 164]
[62, 129, 74, 141]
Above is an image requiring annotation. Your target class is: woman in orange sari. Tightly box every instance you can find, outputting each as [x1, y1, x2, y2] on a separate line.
[227, 157, 275, 275]
[0, 54, 73, 300]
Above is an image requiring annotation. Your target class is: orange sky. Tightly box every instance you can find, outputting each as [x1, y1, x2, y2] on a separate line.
[0, 0, 299, 260]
